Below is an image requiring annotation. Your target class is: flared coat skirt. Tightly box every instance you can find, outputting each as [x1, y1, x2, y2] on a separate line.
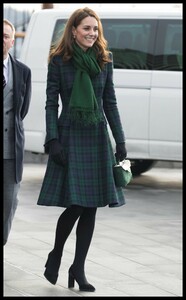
[37, 122, 125, 208]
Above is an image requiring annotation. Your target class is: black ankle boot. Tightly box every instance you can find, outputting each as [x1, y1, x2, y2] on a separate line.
[68, 265, 95, 292]
[44, 250, 61, 285]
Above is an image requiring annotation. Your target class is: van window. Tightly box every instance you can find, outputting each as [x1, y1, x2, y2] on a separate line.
[102, 19, 156, 70]
[154, 20, 182, 71]
[51, 20, 66, 47]
[51, 19, 67, 46]
[102, 19, 182, 71]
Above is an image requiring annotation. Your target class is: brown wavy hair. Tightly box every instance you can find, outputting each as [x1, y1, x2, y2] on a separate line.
[48, 7, 111, 69]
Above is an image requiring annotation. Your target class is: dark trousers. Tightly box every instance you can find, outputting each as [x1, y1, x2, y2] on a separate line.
[3, 159, 20, 245]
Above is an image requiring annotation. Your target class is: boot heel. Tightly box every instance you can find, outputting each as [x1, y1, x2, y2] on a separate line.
[68, 270, 75, 288]
[68, 265, 95, 292]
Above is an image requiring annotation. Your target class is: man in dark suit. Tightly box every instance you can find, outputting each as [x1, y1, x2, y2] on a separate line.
[3, 19, 31, 245]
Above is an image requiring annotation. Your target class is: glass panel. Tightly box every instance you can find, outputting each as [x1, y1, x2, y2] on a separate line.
[101, 19, 157, 70]
[154, 20, 182, 71]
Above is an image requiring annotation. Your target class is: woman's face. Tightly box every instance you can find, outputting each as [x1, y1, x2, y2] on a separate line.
[72, 16, 98, 51]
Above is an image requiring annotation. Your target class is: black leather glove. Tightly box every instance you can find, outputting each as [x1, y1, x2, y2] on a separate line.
[49, 139, 67, 166]
[115, 142, 127, 162]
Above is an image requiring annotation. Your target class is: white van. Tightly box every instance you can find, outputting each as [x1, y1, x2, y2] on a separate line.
[20, 3, 182, 175]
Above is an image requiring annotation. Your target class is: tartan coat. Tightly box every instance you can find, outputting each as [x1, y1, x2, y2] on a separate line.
[37, 52, 126, 208]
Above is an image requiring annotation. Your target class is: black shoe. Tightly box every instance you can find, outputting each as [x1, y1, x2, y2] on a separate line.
[44, 268, 58, 285]
[68, 265, 95, 292]
[44, 251, 61, 285]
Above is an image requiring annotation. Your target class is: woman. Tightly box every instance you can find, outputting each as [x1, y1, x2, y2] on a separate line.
[37, 7, 127, 292]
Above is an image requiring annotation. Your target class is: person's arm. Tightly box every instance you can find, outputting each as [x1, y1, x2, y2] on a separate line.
[103, 53, 127, 160]
[20, 66, 31, 120]
[103, 53, 125, 144]
[45, 56, 61, 144]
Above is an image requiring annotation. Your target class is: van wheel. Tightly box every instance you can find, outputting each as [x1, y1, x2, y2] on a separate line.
[130, 159, 155, 176]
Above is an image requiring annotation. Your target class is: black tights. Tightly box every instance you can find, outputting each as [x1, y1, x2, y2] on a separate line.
[52, 205, 97, 273]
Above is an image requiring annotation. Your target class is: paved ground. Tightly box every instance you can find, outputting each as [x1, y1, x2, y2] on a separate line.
[3, 163, 182, 297]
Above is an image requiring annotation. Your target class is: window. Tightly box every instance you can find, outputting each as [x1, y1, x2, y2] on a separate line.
[51, 20, 67, 46]
[101, 19, 156, 70]
[154, 20, 182, 71]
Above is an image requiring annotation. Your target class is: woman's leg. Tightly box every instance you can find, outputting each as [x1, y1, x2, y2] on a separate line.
[69, 207, 97, 291]
[44, 205, 84, 284]
[53, 205, 84, 256]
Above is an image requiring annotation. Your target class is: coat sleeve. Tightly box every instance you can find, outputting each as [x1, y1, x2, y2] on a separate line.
[20, 66, 32, 120]
[45, 56, 61, 145]
[102, 53, 126, 144]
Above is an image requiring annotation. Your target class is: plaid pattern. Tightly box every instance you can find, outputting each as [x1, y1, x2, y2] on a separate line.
[37, 54, 126, 208]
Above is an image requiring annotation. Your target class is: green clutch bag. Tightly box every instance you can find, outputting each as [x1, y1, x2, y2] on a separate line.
[113, 159, 132, 188]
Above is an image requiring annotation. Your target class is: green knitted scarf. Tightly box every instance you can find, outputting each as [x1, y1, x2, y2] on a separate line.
[69, 43, 103, 126]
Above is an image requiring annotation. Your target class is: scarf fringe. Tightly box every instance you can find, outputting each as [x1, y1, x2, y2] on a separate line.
[69, 109, 103, 126]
